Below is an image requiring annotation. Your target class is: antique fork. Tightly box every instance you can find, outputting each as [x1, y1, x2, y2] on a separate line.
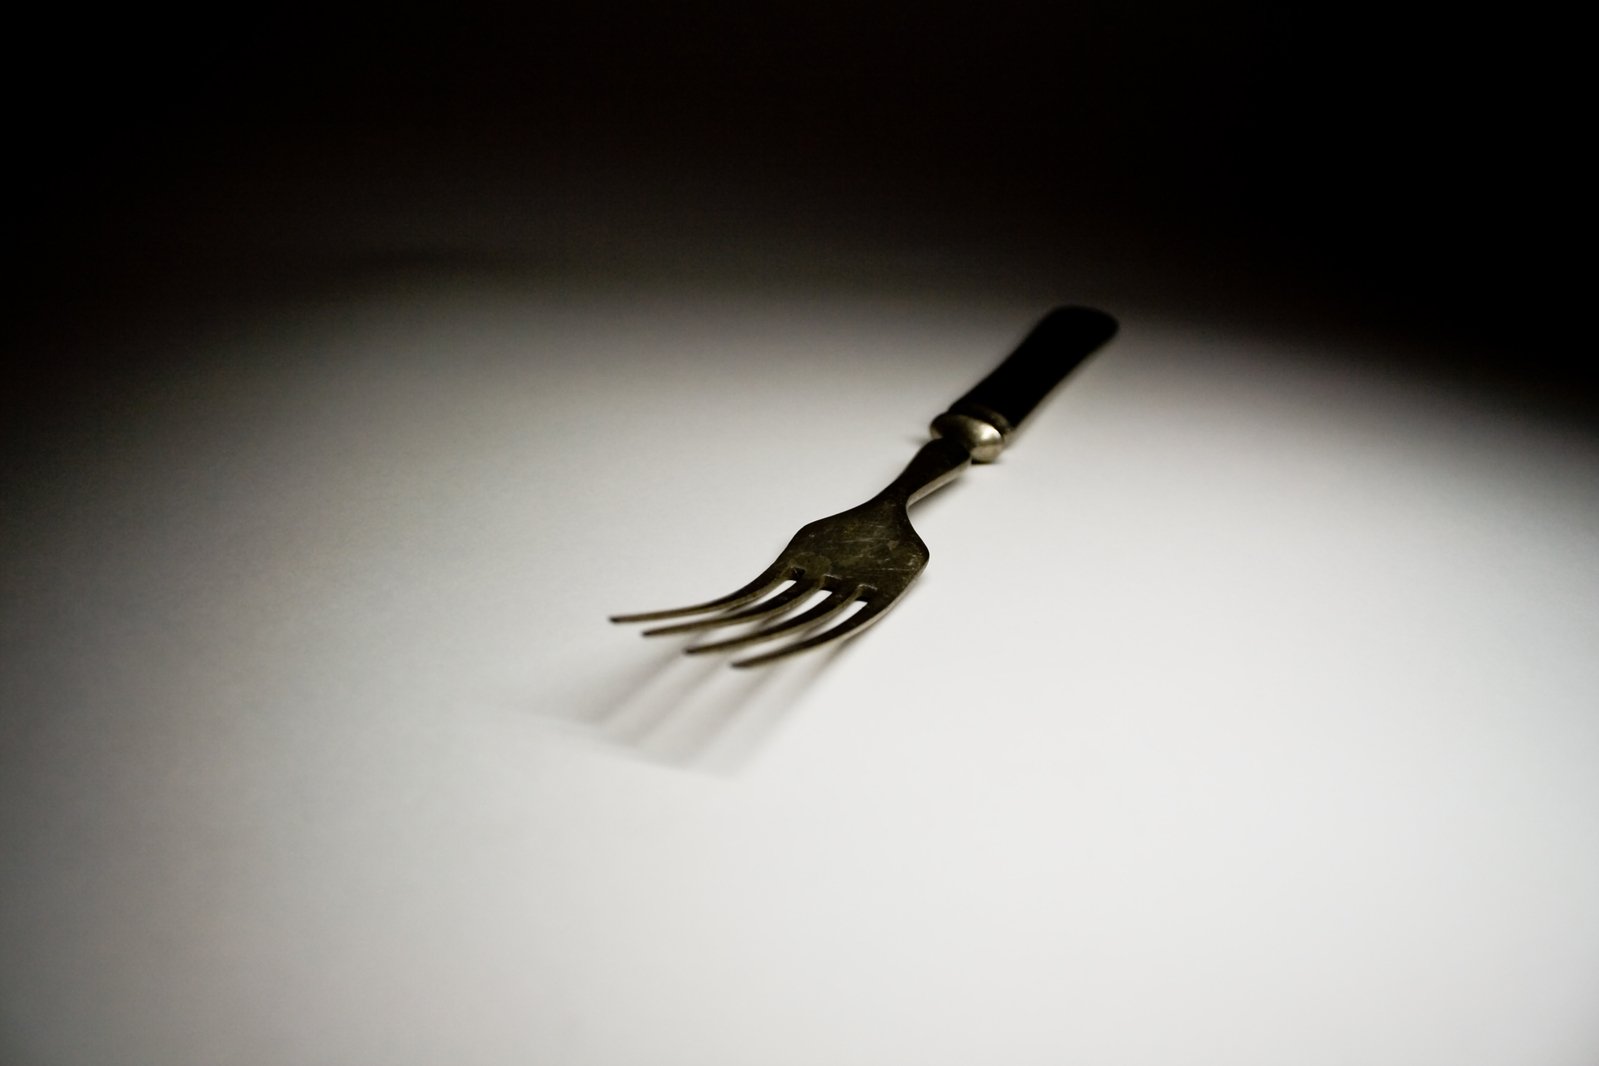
[612, 306, 1118, 666]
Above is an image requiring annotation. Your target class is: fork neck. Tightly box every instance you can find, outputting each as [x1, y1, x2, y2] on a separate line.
[876, 436, 973, 508]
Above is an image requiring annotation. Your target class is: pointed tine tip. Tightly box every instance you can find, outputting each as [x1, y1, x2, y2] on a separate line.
[609, 564, 797, 627]
[610, 611, 653, 624]
[611, 608, 701, 625]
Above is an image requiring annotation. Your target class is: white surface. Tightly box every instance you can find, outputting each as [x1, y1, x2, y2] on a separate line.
[4, 287, 1598, 1064]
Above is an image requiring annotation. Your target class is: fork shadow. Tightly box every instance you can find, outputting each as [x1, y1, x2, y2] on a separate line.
[548, 619, 851, 775]
[542, 466, 964, 773]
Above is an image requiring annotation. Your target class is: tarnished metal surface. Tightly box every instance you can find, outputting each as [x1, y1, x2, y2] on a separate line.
[612, 307, 1117, 665]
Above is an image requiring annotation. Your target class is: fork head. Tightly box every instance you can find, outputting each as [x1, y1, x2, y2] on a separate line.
[611, 496, 928, 667]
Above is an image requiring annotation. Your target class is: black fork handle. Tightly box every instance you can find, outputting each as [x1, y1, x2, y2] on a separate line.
[930, 306, 1118, 462]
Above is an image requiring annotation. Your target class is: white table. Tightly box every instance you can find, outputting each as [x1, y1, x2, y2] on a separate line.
[4, 279, 1597, 1065]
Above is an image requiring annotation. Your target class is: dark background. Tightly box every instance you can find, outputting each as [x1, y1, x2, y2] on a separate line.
[6, 3, 1585, 419]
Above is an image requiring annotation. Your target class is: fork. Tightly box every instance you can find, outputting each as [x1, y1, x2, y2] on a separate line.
[611, 306, 1118, 667]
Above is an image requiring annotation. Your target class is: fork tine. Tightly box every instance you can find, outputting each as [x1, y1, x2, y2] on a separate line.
[729, 594, 893, 668]
[685, 584, 864, 655]
[609, 561, 796, 624]
[640, 576, 831, 636]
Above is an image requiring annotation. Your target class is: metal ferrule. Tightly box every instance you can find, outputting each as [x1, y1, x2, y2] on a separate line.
[929, 404, 1011, 463]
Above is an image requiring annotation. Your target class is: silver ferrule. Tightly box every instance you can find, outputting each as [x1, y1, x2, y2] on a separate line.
[929, 408, 1008, 463]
